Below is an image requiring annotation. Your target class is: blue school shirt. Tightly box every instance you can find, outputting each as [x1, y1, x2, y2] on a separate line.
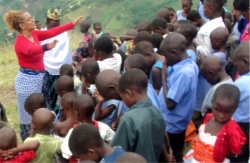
[149, 61, 163, 87]
[233, 72, 250, 123]
[212, 52, 226, 68]
[194, 73, 210, 112]
[158, 58, 198, 134]
[176, 10, 186, 21]
[101, 147, 125, 163]
[187, 49, 197, 62]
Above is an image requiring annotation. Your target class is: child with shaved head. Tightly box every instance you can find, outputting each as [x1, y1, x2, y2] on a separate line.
[156, 8, 171, 23]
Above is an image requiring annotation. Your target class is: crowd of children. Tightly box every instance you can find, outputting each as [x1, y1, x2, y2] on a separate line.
[1, 0, 250, 162]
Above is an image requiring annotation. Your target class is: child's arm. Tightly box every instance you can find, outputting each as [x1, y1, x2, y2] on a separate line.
[151, 67, 162, 94]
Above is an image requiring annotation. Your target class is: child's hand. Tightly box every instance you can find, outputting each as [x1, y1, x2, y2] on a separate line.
[92, 90, 104, 102]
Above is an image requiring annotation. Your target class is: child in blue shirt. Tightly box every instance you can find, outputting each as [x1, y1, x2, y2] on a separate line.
[176, 0, 193, 21]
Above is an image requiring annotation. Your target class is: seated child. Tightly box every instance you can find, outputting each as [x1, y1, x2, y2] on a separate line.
[187, 10, 206, 28]
[110, 69, 166, 162]
[61, 94, 115, 162]
[54, 92, 78, 141]
[119, 29, 138, 56]
[92, 22, 103, 39]
[24, 108, 61, 163]
[133, 31, 153, 45]
[152, 33, 164, 53]
[69, 123, 125, 162]
[0, 127, 40, 163]
[167, 23, 175, 32]
[94, 36, 122, 73]
[156, 8, 171, 23]
[116, 152, 147, 163]
[174, 19, 192, 31]
[176, 23, 198, 62]
[151, 18, 169, 38]
[184, 84, 246, 162]
[133, 42, 163, 93]
[80, 20, 93, 42]
[177, 0, 193, 20]
[210, 27, 229, 68]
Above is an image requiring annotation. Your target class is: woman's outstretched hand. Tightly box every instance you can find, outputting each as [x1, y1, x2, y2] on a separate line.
[73, 16, 84, 26]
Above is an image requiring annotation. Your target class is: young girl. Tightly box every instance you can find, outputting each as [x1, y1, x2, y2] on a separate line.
[184, 84, 246, 163]
[176, 0, 193, 21]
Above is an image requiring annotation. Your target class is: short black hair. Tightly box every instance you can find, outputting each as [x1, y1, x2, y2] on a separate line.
[213, 84, 240, 106]
[186, 10, 202, 22]
[94, 36, 113, 54]
[88, 38, 96, 49]
[69, 123, 103, 157]
[224, 12, 232, 22]
[35, 20, 40, 24]
[177, 19, 192, 26]
[116, 152, 147, 163]
[233, 0, 240, 10]
[59, 64, 74, 77]
[113, 50, 127, 73]
[134, 31, 153, 45]
[80, 20, 91, 30]
[151, 18, 167, 29]
[73, 95, 95, 117]
[126, 54, 148, 73]
[238, 0, 249, 12]
[61, 92, 77, 110]
[24, 93, 46, 113]
[102, 33, 111, 38]
[54, 75, 74, 95]
[152, 33, 164, 49]
[0, 121, 7, 129]
[168, 7, 176, 13]
[167, 23, 174, 32]
[118, 69, 148, 94]
[81, 58, 100, 75]
[178, 23, 197, 41]
[134, 41, 154, 55]
[93, 22, 102, 27]
[205, 0, 224, 9]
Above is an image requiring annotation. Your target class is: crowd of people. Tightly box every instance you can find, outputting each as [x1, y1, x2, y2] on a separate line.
[0, 0, 249, 162]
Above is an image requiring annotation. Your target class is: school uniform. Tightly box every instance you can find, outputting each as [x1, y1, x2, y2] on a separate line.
[110, 99, 166, 163]
[158, 58, 198, 161]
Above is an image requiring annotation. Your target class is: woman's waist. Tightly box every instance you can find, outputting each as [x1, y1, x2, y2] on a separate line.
[20, 67, 46, 75]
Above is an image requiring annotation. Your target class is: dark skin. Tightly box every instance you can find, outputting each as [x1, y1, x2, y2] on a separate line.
[151, 26, 169, 36]
[176, 28, 196, 52]
[209, 27, 229, 52]
[203, 0, 223, 20]
[93, 25, 102, 35]
[181, 0, 193, 17]
[46, 19, 60, 29]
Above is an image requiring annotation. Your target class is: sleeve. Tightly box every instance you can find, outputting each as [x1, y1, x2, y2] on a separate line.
[14, 150, 36, 162]
[110, 117, 135, 152]
[15, 37, 45, 56]
[196, 30, 212, 56]
[167, 73, 191, 103]
[75, 81, 83, 96]
[106, 100, 120, 108]
[104, 125, 115, 143]
[61, 128, 73, 159]
[34, 22, 74, 41]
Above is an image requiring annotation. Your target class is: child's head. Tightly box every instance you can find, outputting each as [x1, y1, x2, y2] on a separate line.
[186, 10, 203, 27]
[88, 38, 96, 58]
[156, 8, 171, 23]
[210, 27, 229, 51]
[176, 23, 197, 45]
[134, 31, 153, 45]
[224, 12, 233, 22]
[134, 41, 155, 68]
[151, 18, 168, 35]
[0, 121, 7, 129]
[73, 95, 95, 122]
[69, 123, 104, 162]
[54, 75, 74, 97]
[59, 64, 74, 77]
[238, 0, 250, 21]
[134, 21, 152, 33]
[61, 92, 77, 117]
[24, 93, 46, 116]
[116, 152, 147, 163]
[94, 36, 113, 59]
[168, 7, 176, 21]
[203, 0, 224, 20]
[32, 108, 54, 134]
[212, 84, 240, 124]
[174, 20, 192, 31]
[181, 0, 193, 14]
[95, 69, 121, 100]
[118, 69, 148, 108]
[159, 33, 187, 66]
[93, 22, 102, 34]
[80, 20, 91, 33]
[224, 18, 232, 33]
[152, 33, 164, 50]
[81, 58, 100, 84]
[232, 41, 250, 76]
[167, 23, 174, 32]
[0, 127, 17, 150]
[35, 20, 42, 30]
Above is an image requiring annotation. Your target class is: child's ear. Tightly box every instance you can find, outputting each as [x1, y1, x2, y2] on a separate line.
[171, 49, 177, 56]
[209, 70, 215, 77]
[125, 89, 132, 97]
[243, 58, 249, 67]
[108, 84, 117, 91]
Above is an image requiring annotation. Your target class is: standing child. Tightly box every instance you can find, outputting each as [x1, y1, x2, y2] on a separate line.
[176, 23, 198, 62]
[151, 18, 169, 38]
[24, 93, 47, 117]
[185, 84, 246, 162]
[69, 124, 125, 163]
[80, 20, 93, 42]
[93, 22, 103, 39]
[110, 69, 166, 162]
[176, 0, 193, 21]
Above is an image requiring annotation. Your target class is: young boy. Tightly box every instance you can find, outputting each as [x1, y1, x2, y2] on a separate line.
[158, 33, 198, 162]
[93, 22, 103, 39]
[68, 123, 124, 162]
[176, 0, 193, 20]
[210, 27, 230, 68]
[61, 94, 115, 161]
[81, 58, 100, 85]
[134, 21, 152, 33]
[133, 31, 153, 45]
[173, 19, 192, 32]
[232, 41, 250, 162]
[35, 20, 42, 30]
[151, 18, 169, 38]
[200, 56, 233, 116]
[134, 41, 163, 93]
[167, 23, 175, 32]
[24, 93, 47, 116]
[152, 33, 164, 52]
[94, 36, 122, 73]
[176, 23, 198, 62]
[54, 92, 78, 140]
[24, 108, 61, 163]
[80, 20, 93, 42]
[110, 69, 166, 162]
[186, 10, 206, 28]
[116, 152, 147, 163]
[156, 8, 171, 23]
[196, 0, 225, 56]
